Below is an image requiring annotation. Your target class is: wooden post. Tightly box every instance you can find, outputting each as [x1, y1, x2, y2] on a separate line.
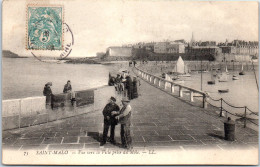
[190, 91, 194, 102]
[179, 86, 183, 97]
[220, 98, 223, 117]
[171, 83, 175, 93]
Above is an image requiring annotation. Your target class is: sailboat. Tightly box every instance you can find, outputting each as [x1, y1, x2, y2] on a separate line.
[239, 64, 245, 75]
[232, 61, 239, 80]
[225, 65, 230, 75]
[171, 56, 191, 77]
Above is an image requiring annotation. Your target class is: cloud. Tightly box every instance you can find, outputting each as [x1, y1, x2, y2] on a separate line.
[3, 0, 258, 57]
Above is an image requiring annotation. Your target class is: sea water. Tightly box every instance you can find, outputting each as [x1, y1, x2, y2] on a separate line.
[2, 58, 109, 100]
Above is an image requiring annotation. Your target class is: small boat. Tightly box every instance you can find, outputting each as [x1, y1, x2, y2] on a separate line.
[225, 66, 230, 75]
[207, 81, 215, 85]
[232, 76, 239, 80]
[239, 71, 245, 75]
[218, 89, 229, 93]
[239, 64, 245, 75]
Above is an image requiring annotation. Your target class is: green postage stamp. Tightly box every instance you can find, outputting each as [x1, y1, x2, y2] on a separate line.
[27, 5, 63, 50]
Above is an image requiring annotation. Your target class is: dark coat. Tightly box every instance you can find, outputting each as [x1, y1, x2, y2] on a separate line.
[43, 85, 52, 96]
[102, 102, 120, 125]
[63, 83, 72, 93]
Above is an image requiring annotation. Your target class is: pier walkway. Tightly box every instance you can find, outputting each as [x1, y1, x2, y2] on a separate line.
[2, 70, 258, 151]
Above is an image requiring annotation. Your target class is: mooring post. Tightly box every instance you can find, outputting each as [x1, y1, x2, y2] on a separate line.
[190, 91, 194, 102]
[244, 106, 247, 128]
[171, 83, 175, 93]
[179, 86, 183, 97]
[220, 98, 223, 117]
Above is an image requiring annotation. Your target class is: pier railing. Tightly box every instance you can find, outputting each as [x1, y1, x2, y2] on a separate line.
[133, 66, 258, 128]
[206, 96, 258, 128]
[133, 66, 208, 108]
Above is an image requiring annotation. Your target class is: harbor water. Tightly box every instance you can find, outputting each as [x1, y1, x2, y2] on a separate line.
[2, 58, 110, 100]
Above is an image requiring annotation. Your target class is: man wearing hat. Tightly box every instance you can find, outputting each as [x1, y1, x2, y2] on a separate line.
[63, 80, 72, 93]
[101, 96, 120, 146]
[43, 82, 53, 108]
[113, 98, 132, 149]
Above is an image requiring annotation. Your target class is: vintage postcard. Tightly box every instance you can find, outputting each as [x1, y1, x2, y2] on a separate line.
[2, 0, 259, 165]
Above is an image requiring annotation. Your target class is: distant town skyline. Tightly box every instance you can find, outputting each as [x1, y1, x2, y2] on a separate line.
[3, 0, 258, 57]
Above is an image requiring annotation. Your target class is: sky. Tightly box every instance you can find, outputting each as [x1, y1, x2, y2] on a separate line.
[2, 0, 259, 57]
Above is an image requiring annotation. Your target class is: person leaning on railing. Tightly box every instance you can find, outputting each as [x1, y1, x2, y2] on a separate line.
[43, 82, 53, 109]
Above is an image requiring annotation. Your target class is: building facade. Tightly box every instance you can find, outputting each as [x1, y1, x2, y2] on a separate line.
[218, 40, 259, 55]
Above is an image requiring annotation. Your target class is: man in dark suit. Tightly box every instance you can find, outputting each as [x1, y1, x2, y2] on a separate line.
[101, 96, 120, 146]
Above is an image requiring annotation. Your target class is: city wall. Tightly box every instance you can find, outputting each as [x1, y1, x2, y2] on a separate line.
[2, 86, 116, 130]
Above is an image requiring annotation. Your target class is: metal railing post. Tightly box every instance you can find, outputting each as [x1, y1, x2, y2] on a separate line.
[171, 83, 175, 93]
[220, 98, 223, 117]
[179, 86, 183, 97]
[190, 91, 194, 102]
[244, 106, 247, 128]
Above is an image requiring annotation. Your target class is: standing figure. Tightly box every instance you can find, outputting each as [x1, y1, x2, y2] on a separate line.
[43, 82, 53, 108]
[63, 80, 72, 93]
[113, 98, 132, 149]
[125, 75, 133, 100]
[132, 77, 139, 99]
[101, 97, 120, 146]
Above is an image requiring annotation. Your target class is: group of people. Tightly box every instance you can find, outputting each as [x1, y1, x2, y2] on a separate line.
[108, 71, 140, 100]
[43, 80, 75, 108]
[101, 96, 132, 149]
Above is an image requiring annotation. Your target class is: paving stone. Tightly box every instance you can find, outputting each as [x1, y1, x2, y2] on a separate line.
[133, 130, 158, 136]
[132, 136, 145, 142]
[84, 143, 101, 149]
[42, 137, 63, 144]
[79, 137, 99, 143]
[48, 144, 84, 150]
[133, 123, 157, 126]
[156, 130, 183, 136]
[190, 135, 215, 140]
[23, 132, 44, 138]
[143, 136, 172, 142]
[169, 135, 194, 141]
[20, 144, 48, 150]
[2, 137, 18, 145]
[182, 145, 221, 150]
[41, 132, 57, 138]
[13, 138, 44, 146]
[63, 136, 78, 143]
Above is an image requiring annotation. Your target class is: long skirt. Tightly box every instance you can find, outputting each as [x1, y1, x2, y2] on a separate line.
[133, 85, 138, 98]
[120, 124, 132, 148]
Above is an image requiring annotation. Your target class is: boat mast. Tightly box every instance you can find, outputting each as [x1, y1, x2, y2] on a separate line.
[201, 58, 202, 91]
[251, 59, 259, 91]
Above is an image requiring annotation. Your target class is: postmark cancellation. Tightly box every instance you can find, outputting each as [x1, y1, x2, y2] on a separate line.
[27, 5, 63, 50]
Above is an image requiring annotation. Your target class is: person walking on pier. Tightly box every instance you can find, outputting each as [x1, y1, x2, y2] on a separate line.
[132, 77, 139, 98]
[113, 98, 132, 149]
[126, 75, 133, 100]
[101, 96, 120, 146]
